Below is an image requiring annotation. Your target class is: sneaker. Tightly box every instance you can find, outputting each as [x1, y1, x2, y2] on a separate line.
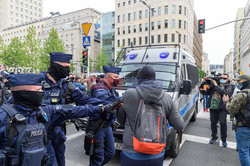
[203, 108, 206, 112]
[222, 142, 227, 148]
[209, 137, 218, 144]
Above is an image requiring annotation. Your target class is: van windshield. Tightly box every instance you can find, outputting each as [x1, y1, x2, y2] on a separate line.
[119, 63, 176, 91]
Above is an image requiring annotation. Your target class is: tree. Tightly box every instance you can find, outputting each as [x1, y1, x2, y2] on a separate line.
[198, 68, 206, 78]
[95, 48, 109, 72]
[0, 37, 26, 69]
[114, 46, 125, 66]
[23, 26, 42, 72]
[40, 28, 66, 71]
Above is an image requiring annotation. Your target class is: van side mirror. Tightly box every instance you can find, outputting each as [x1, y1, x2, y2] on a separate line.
[180, 80, 192, 95]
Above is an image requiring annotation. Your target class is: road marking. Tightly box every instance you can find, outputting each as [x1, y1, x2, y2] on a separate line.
[67, 132, 84, 141]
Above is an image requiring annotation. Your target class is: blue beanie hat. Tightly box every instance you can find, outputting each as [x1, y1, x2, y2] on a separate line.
[103, 66, 121, 75]
[7, 74, 44, 87]
[50, 52, 72, 63]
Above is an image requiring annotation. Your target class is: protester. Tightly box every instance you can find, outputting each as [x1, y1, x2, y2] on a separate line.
[200, 77, 210, 112]
[117, 65, 184, 166]
[74, 76, 87, 91]
[223, 74, 250, 166]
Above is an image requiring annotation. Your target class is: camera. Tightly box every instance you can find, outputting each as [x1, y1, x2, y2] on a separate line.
[205, 71, 222, 87]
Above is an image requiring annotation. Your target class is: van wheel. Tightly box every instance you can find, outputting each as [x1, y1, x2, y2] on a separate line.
[166, 131, 181, 158]
[191, 101, 198, 122]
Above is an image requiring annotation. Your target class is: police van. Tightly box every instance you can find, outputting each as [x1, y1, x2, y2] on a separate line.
[114, 44, 199, 158]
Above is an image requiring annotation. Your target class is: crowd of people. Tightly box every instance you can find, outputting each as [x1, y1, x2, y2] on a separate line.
[200, 74, 250, 166]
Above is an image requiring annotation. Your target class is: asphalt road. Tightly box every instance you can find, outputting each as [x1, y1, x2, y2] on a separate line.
[65, 101, 241, 166]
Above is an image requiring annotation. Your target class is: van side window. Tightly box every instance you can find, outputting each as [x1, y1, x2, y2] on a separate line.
[186, 64, 198, 88]
[180, 64, 186, 80]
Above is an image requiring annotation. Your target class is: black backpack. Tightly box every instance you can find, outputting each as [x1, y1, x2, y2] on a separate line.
[1, 104, 49, 166]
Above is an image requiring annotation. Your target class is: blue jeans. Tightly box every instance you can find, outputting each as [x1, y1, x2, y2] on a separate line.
[236, 127, 250, 166]
[203, 95, 209, 109]
[90, 127, 115, 166]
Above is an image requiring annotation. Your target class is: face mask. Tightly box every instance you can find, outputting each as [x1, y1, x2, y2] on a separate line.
[0, 77, 2, 82]
[220, 79, 227, 84]
[4, 82, 11, 88]
[48, 62, 70, 81]
[113, 79, 119, 87]
[237, 81, 249, 90]
[13, 91, 44, 110]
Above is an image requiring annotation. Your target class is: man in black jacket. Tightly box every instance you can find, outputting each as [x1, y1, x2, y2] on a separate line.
[207, 73, 235, 147]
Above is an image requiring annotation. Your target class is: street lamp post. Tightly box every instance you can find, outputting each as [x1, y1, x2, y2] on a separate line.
[142, 0, 154, 46]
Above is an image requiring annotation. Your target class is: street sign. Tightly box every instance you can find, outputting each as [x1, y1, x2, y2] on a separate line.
[83, 36, 91, 47]
[81, 23, 92, 36]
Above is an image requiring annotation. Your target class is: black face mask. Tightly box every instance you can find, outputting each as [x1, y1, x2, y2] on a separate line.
[4, 82, 11, 88]
[0, 77, 2, 82]
[48, 62, 70, 81]
[13, 91, 44, 110]
[237, 81, 250, 90]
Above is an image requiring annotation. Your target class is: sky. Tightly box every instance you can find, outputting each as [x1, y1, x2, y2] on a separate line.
[43, 0, 248, 65]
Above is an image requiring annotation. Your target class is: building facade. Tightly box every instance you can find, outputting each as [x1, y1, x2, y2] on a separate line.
[193, 14, 203, 68]
[0, 0, 43, 31]
[210, 64, 224, 75]
[115, 0, 195, 58]
[202, 53, 210, 76]
[101, 11, 115, 65]
[0, 8, 101, 75]
[233, 8, 244, 74]
[224, 49, 234, 78]
[240, 0, 250, 75]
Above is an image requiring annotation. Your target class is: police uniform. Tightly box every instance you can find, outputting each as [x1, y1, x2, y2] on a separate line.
[42, 52, 102, 166]
[0, 73, 102, 166]
[89, 66, 121, 166]
[226, 74, 250, 166]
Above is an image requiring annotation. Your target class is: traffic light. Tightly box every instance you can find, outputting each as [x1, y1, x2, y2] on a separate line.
[198, 19, 205, 34]
[82, 48, 88, 66]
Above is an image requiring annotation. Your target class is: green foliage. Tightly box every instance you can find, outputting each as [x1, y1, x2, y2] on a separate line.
[0, 37, 26, 68]
[23, 26, 42, 73]
[114, 46, 124, 66]
[198, 68, 206, 78]
[40, 28, 66, 71]
[89, 57, 93, 73]
[96, 48, 109, 72]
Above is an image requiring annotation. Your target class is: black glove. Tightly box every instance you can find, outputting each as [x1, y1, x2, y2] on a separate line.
[111, 121, 120, 131]
[103, 103, 116, 114]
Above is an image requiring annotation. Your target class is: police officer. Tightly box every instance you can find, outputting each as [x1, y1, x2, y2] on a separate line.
[223, 74, 250, 166]
[0, 74, 119, 166]
[89, 66, 121, 166]
[42, 52, 102, 166]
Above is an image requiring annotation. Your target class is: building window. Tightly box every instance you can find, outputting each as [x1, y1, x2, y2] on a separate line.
[179, 5, 182, 14]
[118, 15, 120, 23]
[171, 19, 175, 28]
[122, 39, 125, 46]
[164, 34, 168, 42]
[145, 9, 148, 18]
[178, 34, 181, 43]
[133, 12, 136, 20]
[152, 22, 155, 30]
[158, 7, 161, 16]
[184, 35, 186, 43]
[128, 26, 131, 33]
[123, 14, 125, 22]
[164, 20, 168, 28]
[179, 20, 182, 28]
[118, 3, 120, 7]
[139, 11, 142, 19]
[139, 37, 142, 45]
[118, 28, 120, 35]
[184, 7, 187, 15]
[158, 21, 161, 29]
[145, 36, 148, 44]
[157, 35, 161, 43]
[184, 21, 186, 29]
[122, 26, 125, 34]
[134, 25, 136, 32]
[134, 0, 136, 3]
[172, 5, 176, 14]
[139, 24, 142, 32]
[133, 38, 136, 45]
[171, 33, 175, 42]
[128, 38, 131, 46]
[128, 0, 131, 5]
[152, 8, 156, 16]
[128, 13, 131, 21]
[123, 2, 125, 6]
[145, 23, 148, 31]
[151, 35, 154, 44]
[164, 5, 168, 14]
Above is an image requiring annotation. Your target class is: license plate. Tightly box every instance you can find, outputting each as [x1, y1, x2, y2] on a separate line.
[115, 143, 124, 150]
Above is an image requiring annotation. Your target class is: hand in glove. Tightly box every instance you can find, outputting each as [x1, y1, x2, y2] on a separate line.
[111, 121, 120, 131]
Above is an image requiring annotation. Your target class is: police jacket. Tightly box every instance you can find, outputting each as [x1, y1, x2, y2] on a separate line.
[0, 104, 101, 160]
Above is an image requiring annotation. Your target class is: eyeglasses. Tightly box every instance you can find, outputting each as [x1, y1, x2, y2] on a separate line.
[221, 78, 227, 80]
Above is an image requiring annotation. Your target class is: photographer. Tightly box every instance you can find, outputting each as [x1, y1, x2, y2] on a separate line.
[207, 73, 235, 147]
